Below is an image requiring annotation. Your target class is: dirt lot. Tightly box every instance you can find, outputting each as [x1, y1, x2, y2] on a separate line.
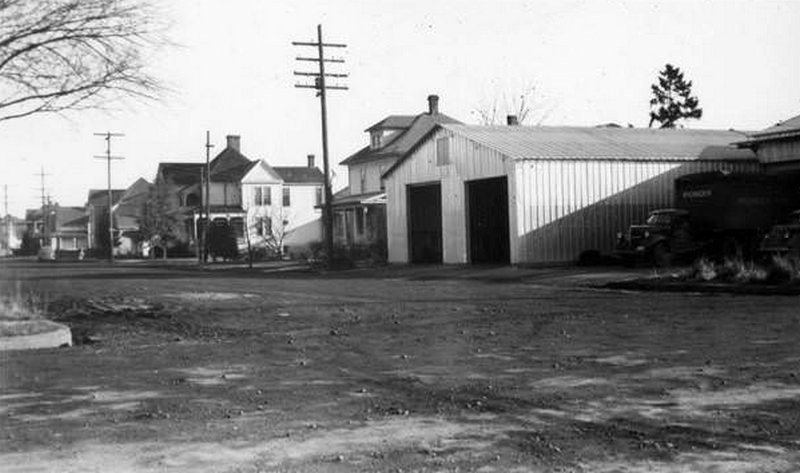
[1, 260, 800, 472]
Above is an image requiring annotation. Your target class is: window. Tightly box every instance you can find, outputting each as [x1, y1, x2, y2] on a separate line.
[230, 218, 244, 238]
[185, 193, 200, 207]
[355, 207, 365, 235]
[334, 212, 345, 238]
[315, 187, 323, 206]
[436, 137, 450, 166]
[253, 187, 262, 206]
[360, 168, 367, 193]
[370, 131, 382, 149]
[256, 217, 271, 237]
[282, 187, 291, 206]
[264, 186, 272, 205]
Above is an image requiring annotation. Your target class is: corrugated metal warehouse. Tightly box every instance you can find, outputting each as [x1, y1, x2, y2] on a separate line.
[382, 125, 759, 264]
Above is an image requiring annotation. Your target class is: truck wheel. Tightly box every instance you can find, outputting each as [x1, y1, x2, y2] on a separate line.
[652, 243, 672, 267]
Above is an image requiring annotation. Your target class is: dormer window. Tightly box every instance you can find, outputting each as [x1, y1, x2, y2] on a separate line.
[370, 130, 382, 150]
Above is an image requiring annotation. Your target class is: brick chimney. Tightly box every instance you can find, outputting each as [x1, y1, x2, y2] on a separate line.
[307, 154, 315, 168]
[506, 115, 519, 126]
[226, 135, 241, 151]
[427, 94, 439, 115]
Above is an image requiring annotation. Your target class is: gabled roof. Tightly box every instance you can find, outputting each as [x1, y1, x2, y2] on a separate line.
[211, 161, 258, 182]
[158, 162, 204, 186]
[740, 113, 800, 144]
[341, 112, 461, 166]
[383, 125, 754, 178]
[87, 189, 125, 207]
[210, 146, 252, 175]
[444, 125, 750, 160]
[273, 166, 325, 184]
[54, 206, 87, 229]
[365, 115, 417, 132]
[114, 178, 152, 219]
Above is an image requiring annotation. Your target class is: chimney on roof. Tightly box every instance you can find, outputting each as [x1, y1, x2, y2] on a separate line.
[226, 135, 240, 151]
[507, 115, 519, 126]
[427, 94, 439, 115]
[307, 154, 315, 168]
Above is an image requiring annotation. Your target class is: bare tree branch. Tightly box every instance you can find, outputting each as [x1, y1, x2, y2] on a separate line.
[472, 80, 556, 126]
[0, 0, 170, 122]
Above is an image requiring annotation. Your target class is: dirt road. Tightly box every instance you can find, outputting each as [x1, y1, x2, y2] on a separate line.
[2, 261, 799, 472]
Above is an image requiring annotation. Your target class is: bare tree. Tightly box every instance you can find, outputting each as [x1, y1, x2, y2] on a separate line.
[244, 211, 294, 267]
[139, 180, 177, 259]
[472, 81, 556, 126]
[0, 0, 169, 122]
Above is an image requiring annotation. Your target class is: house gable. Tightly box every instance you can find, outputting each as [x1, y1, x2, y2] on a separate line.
[241, 159, 283, 184]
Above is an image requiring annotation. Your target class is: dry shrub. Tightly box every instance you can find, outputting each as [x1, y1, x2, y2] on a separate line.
[766, 255, 800, 283]
[687, 257, 768, 283]
[0, 283, 44, 321]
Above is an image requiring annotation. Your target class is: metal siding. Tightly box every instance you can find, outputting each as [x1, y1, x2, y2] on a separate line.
[386, 129, 509, 264]
[388, 128, 762, 265]
[513, 158, 761, 263]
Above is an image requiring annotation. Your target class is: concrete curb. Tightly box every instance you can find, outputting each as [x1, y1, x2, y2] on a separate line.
[0, 320, 72, 351]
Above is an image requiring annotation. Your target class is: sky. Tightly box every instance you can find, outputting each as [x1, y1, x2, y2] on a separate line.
[2, 0, 799, 217]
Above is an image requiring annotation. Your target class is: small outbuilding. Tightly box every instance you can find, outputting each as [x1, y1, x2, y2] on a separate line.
[382, 124, 759, 264]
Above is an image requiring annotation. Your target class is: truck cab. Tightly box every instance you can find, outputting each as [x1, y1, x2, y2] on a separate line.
[760, 210, 800, 261]
[616, 208, 698, 266]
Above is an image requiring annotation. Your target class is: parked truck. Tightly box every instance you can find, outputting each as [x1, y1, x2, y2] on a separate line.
[616, 171, 798, 266]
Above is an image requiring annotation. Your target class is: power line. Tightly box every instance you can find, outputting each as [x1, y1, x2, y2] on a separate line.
[93, 132, 124, 262]
[292, 24, 349, 265]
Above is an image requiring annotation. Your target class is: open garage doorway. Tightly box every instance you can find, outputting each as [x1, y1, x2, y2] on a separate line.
[467, 176, 510, 264]
[408, 183, 442, 263]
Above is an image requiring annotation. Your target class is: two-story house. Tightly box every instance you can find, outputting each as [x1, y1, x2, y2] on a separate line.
[154, 135, 325, 257]
[333, 95, 461, 250]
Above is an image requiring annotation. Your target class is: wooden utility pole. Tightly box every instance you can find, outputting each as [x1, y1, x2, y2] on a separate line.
[203, 131, 214, 263]
[293, 25, 348, 265]
[94, 132, 124, 262]
[34, 166, 49, 247]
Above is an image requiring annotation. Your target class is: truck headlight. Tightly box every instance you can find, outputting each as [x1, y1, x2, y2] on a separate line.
[616, 232, 623, 240]
[644, 231, 650, 239]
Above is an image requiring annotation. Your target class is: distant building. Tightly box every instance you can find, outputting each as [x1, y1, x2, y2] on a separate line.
[334, 95, 461, 251]
[737, 113, 800, 177]
[112, 177, 152, 256]
[26, 204, 89, 253]
[85, 188, 125, 251]
[0, 214, 26, 255]
[382, 123, 757, 264]
[155, 135, 325, 256]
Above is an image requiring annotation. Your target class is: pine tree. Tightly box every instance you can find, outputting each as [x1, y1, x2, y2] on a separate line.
[648, 64, 703, 129]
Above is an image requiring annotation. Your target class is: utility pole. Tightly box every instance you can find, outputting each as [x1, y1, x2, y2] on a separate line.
[34, 166, 49, 247]
[94, 132, 124, 262]
[3, 184, 8, 253]
[293, 24, 348, 265]
[203, 131, 214, 263]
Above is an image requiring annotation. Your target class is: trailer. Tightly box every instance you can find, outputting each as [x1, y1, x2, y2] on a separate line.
[616, 172, 798, 265]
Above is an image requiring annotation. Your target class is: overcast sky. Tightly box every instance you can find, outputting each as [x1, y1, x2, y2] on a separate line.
[2, 0, 799, 217]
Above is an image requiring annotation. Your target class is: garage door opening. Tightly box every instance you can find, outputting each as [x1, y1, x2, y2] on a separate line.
[467, 176, 510, 264]
[408, 183, 442, 263]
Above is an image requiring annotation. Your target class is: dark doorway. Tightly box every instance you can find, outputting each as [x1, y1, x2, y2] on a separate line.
[467, 176, 510, 264]
[408, 183, 442, 263]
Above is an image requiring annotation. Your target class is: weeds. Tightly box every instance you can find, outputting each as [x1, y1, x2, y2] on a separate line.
[680, 255, 798, 284]
[0, 281, 44, 321]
